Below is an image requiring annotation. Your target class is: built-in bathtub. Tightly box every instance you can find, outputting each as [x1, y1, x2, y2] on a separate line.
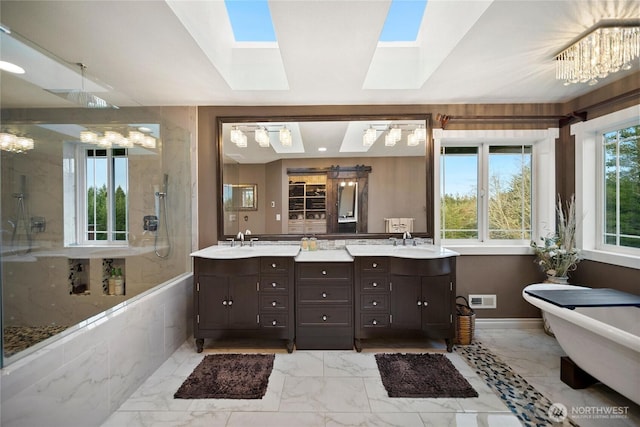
[523, 283, 640, 405]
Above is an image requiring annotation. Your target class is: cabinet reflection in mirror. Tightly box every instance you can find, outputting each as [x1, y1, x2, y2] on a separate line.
[219, 116, 431, 237]
[338, 181, 357, 233]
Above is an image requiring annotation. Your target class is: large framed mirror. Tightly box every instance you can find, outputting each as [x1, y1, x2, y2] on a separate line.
[217, 114, 432, 239]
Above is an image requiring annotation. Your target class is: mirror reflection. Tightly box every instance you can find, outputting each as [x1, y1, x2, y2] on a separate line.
[221, 117, 429, 237]
[338, 181, 358, 233]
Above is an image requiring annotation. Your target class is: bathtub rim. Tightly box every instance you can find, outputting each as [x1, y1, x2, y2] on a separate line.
[523, 283, 640, 353]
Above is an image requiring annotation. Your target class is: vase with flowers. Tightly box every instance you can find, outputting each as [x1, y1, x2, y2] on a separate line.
[531, 194, 581, 283]
[531, 194, 581, 335]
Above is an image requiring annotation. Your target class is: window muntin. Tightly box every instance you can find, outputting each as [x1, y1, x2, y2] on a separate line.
[602, 124, 640, 250]
[84, 148, 128, 243]
[440, 143, 532, 243]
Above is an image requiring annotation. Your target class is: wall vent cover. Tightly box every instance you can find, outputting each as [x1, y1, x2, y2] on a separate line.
[468, 294, 497, 309]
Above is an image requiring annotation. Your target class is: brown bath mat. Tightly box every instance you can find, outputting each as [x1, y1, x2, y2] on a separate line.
[375, 353, 478, 398]
[174, 353, 275, 399]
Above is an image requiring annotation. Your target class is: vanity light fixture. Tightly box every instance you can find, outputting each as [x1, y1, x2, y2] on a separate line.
[255, 127, 270, 147]
[384, 133, 396, 146]
[237, 132, 248, 148]
[413, 124, 426, 142]
[79, 128, 157, 149]
[407, 132, 419, 146]
[555, 21, 640, 86]
[0, 131, 34, 153]
[363, 126, 377, 146]
[230, 126, 243, 145]
[280, 126, 292, 147]
[389, 125, 401, 143]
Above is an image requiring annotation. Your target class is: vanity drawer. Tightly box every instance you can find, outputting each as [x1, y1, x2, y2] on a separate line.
[297, 263, 352, 280]
[260, 275, 289, 292]
[260, 294, 288, 311]
[360, 276, 390, 292]
[195, 257, 259, 276]
[360, 294, 389, 311]
[261, 257, 291, 273]
[359, 257, 388, 273]
[297, 284, 351, 304]
[260, 313, 288, 329]
[361, 313, 390, 328]
[297, 306, 352, 326]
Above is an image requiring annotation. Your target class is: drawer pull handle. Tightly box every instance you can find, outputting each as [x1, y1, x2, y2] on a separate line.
[272, 320, 277, 326]
[423, 301, 428, 307]
[417, 300, 422, 306]
[272, 301, 277, 307]
[271, 263, 277, 268]
[372, 282, 378, 287]
[272, 282, 277, 288]
[372, 319, 377, 325]
[322, 315, 328, 321]
[372, 262, 377, 268]
[222, 300, 228, 306]
[322, 292, 327, 298]
[321, 270, 327, 275]
[372, 301, 377, 306]
[228, 299, 233, 306]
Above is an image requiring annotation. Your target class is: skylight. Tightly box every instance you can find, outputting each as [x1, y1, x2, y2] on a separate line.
[379, 0, 427, 42]
[224, 0, 276, 42]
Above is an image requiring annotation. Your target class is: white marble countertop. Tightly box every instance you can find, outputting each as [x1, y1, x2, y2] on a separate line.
[295, 249, 354, 262]
[345, 244, 459, 259]
[190, 245, 301, 259]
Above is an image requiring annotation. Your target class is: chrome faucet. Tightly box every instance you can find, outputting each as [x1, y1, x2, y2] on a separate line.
[237, 231, 245, 246]
[402, 231, 412, 245]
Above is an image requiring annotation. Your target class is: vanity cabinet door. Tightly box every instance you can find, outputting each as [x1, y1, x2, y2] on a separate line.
[389, 274, 422, 330]
[421, 275, 452, 330]
[196, 274, 259, 330]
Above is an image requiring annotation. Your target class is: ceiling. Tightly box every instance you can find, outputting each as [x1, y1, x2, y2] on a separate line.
[1, 0, 639, 110]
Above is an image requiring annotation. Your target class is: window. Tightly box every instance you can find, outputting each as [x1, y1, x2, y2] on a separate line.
[602, 124, 640, 250]
[83, 148, 129, 243]
[433, 128, 557, 254]
[573, 105, 639, 269]
[440, 144, 532, 242]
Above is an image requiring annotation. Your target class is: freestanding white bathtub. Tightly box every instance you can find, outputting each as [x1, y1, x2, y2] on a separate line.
[523, 283, 640, 405]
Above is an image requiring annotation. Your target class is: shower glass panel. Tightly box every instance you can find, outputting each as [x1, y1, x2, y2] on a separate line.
[0, 109, 193, 365]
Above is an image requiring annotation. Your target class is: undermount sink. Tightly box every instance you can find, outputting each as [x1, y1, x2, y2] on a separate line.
[345, 244, 458, 259]
[190, 244, 301, 259]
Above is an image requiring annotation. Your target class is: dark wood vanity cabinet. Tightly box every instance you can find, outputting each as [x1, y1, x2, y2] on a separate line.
[193, 256, 295, 353]
[295, 262, 354, 349]
[354, 256, 456, 352]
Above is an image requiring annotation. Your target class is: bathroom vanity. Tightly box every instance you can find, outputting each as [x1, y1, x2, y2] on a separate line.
[191, 243, 458, 353]
[191, 245, 299, 353]
[347, 245, 457, 352]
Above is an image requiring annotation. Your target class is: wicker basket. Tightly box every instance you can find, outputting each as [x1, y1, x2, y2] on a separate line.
[455, 296, 476, 345]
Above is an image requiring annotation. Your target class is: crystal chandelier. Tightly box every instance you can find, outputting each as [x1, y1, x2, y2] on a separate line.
[555, 22, 640, 86]
[0, 132, 35, 153]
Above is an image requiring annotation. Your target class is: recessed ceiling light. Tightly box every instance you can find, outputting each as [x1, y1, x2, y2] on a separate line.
[318, 147, 327, 152]
[0, 60, 25, 74]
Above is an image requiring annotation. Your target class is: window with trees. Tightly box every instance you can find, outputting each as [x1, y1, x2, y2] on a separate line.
[84, 148, 128, 243]
[602, 124, 640, 250]
[440, 144, 532, 243]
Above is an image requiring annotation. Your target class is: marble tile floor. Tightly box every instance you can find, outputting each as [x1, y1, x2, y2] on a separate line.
[102, 328, 639, 427]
